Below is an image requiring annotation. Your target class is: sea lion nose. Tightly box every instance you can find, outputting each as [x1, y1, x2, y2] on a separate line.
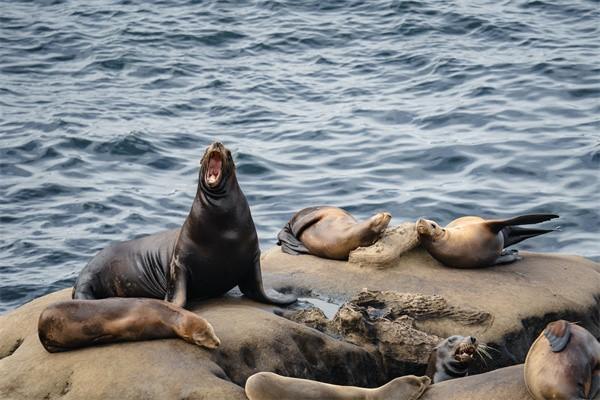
[470, 336, 476, 344]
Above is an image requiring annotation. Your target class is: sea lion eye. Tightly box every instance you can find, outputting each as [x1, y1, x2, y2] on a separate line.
[430, 223, 436, 228]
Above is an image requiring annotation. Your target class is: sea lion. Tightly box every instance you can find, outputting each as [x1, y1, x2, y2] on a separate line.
[524, 320, 600, 400]
[38, 298, 220, 352]
[416, 214, 559, 268]
[245, 371, 430, 400]
[38, 142, 296, 353]
[425, 335, 486, 383]
[277, 206, 392, 260]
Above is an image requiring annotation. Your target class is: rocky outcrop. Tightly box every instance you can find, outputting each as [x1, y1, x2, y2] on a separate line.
[262, 247, 600, 374]
[0, 289, 384, 400]
[1, 248, 598, 399]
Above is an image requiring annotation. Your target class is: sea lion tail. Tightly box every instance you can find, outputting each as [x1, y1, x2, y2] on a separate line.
[277, 222, 310, 255]
[502, 226, 557, 247]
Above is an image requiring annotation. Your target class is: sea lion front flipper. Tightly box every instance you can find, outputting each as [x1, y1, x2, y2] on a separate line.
[486, 214, 559, 234]
[239, 253, 297, 306]
[543, 320, 572, 353]
[494, 249, 522, 265]
[165, 254, 188, 307]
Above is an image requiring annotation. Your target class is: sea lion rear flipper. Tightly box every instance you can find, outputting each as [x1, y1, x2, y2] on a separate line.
[277, 207, 326, 255]
[543, 320, 572, 352]
[501, 226, 557, 247]
[486, 214, 559, 234]
[494, 249, 522, 265]
[239, 254, 297, 306]
[277, 223, 310, 255]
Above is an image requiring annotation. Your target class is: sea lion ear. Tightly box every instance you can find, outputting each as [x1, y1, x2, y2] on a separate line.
[543, 320, 572, 353]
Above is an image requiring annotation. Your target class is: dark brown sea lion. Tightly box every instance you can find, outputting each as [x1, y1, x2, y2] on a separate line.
[37, 142, 296, 353]
[416, 214, 559, 268]
[277, 206, 392, 260]
[524, 320, 600, 400]
[245, 371, 430, 400]
[425, 335, 487, 383]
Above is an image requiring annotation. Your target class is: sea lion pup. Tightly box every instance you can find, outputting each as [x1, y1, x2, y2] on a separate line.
[245, 372, 430, 400]
[416, 214, 559, 268]
[524, 320, 600, 400]
[277, 206, 392, 260]
[38, 142, 296, 353]
[425, 335, 490, 383]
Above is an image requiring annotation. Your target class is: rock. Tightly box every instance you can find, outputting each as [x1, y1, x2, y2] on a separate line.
[1, 247, 598, 399]
[283, 289, 495, 376]
[261, 247, 600, 374]
[420, 365, 530, 400]
[0, 289, 385, 400]
[348, 222, 420, 268]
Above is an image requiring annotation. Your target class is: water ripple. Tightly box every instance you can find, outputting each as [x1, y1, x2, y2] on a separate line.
[1, 0, 599, 313]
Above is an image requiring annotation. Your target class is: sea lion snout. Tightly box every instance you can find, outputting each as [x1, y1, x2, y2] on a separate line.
[200, 142, 233, 188]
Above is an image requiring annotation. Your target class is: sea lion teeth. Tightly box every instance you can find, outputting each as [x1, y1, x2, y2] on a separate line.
[277, 206, 392, 260]
[426, 335, 480, 383]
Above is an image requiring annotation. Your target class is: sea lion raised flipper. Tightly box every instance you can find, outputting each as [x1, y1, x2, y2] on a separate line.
[238, 252, 297, 305]
[543, 319, 572, 352]
[485, 214, 559, 233]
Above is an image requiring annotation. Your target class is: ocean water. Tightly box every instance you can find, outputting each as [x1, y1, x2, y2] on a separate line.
[1, 0, 598, 314]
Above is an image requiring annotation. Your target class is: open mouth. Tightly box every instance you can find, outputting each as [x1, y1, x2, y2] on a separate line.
[454, 343, 477, 363]
[205, 151, 222, 187]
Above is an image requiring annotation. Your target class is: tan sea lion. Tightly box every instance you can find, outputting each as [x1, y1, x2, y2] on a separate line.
[524, 320, 600, 400]
[37, 142, 296, 353]
[245, 371, 430, 400]
[425, 335, 485, 383]
[38, 298, 220, 352]
[416, 214, 559, 268]
[277, 206, 392, 260]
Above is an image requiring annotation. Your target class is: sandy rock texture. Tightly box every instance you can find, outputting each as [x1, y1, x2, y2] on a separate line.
[262, 247, 600, 374]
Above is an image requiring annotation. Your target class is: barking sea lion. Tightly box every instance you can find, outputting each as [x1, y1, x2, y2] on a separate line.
[425, 335, 489, 383]
[416, 214, 559, 268]
[277, 206, 392, 260]
[37, 142, 296, 353]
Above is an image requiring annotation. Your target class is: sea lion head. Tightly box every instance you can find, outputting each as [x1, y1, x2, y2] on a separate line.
[368, 212, 392, 236]
[416, 218, 445, 241]
[439, 335, 479, 364]
[199, 142, 235, 190]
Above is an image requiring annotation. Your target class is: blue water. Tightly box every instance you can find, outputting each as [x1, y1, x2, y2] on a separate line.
[1, 0, 599, 314]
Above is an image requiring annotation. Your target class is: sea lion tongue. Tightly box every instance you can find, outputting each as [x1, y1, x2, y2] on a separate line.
[206, 152, 222, 185]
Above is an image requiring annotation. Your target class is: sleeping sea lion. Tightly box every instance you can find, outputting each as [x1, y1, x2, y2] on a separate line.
[524, 320, 600, 400]
[425, 335, 485, 383]
[37, 142, 296, 353]
[416, 214, 559, 268]
[277, 206, 392, 260]
[245, 371, 430, 400]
